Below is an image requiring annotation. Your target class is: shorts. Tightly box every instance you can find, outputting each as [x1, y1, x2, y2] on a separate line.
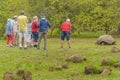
[61, 31, 70, 41]
[19, 30, 28, 41]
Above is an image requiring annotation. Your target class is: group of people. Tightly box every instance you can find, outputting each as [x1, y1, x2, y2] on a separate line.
[6, 10, 72, 50]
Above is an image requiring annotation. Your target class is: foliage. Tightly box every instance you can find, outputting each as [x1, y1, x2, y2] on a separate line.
[0, 0, 120, 38]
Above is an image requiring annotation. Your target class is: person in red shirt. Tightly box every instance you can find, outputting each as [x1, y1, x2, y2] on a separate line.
[60, 19, 72, 48]
[32, 16, 39, 47]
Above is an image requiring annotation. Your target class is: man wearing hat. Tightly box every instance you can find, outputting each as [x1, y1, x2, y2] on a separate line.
[60, 18, 72, 48]
[17, 10, 28, 49]
[37, 13, 51, 50]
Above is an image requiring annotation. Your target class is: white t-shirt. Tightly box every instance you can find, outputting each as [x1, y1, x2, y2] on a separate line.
[13, 20, 18, 32]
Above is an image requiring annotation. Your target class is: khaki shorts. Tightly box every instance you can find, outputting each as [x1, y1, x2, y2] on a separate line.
[19, 30, 28, 40]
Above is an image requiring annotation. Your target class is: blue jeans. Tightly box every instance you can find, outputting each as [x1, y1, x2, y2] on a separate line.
[61, 31, 70, 41]
[32, 32, 38, 42]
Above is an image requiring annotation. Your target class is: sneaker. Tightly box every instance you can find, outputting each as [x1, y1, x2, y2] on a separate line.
[10, 44, 14, 47]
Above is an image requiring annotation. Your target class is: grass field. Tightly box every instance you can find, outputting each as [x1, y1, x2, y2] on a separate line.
[1, 38, 120, 80]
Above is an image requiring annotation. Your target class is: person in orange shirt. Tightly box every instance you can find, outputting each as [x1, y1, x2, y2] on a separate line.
[60, 19, 72, 48]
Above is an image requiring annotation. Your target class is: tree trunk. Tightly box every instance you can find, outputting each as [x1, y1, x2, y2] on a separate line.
[117, 24, 120, 34]
[50, 28, 55, 38]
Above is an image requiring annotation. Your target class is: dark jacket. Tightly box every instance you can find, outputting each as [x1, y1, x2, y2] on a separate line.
[38, 18, 51, 32]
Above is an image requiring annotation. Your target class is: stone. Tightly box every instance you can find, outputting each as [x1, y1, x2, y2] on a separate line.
[114, 61, 120, 68]
[100, 68, 112, 75]
[61, 63, 69, 69]
[55, 65, 62, 70]
[23, 71, 32, 80]
[101, 59, 109, 66]
[112, 47, 120, 53]
[84, 66, 94, 74]
[3, 71, 15, 80]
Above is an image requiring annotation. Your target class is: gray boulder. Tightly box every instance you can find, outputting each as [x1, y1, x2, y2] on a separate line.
[100, 68, 112, 75]
[114, 61, 120, 68]
[66, 54, 86, 63]
[111, 47, 120, 52]
[97, 35, 116, 45]
[3, 71, 15, 80]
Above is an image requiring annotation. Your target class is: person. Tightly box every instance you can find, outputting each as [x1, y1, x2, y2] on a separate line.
[37, 13, 51, 50]
[6, 18, 14, 47]
[60, 18, 72, 48]
[26, 18, 32, 47]
[17, 10, 28, 49]
[32, 16, 39, 48]
[12, 15, 19, 46]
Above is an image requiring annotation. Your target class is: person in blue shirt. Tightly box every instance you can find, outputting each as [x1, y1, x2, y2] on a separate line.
[37, 13, 51, 50]
[6, 18, 14, 46]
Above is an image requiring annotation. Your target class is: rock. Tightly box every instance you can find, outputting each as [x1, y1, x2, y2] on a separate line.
[16, 68, 32, 80]
[71, 54, 82, 63]
[83, 56, 87, 61]
[55, 65, 62, 70]
[112, 47, 120, 53]
[16, 68, 25, 77]
[97, 35, 116, 45]
[23, 71, 32, 80]
[68, 54, 83, 63]
[3, 71, 15, 80]
[114, 61, 120, 68]
[66, 54, 87, 63]
[84, 66, 94, 74]
[101, 59, 109, 66]
[61, 63, 69, 69]
[100, 68, 112, 75]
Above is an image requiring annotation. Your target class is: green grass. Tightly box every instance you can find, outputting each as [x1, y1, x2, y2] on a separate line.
[1, 38, 120, 80]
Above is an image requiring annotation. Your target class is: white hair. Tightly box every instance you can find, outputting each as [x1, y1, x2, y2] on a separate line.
[66, 19, 70, 22]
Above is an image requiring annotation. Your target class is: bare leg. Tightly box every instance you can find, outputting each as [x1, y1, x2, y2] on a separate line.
[19, 32, 23, 48]
[67, 40, 71, 48]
